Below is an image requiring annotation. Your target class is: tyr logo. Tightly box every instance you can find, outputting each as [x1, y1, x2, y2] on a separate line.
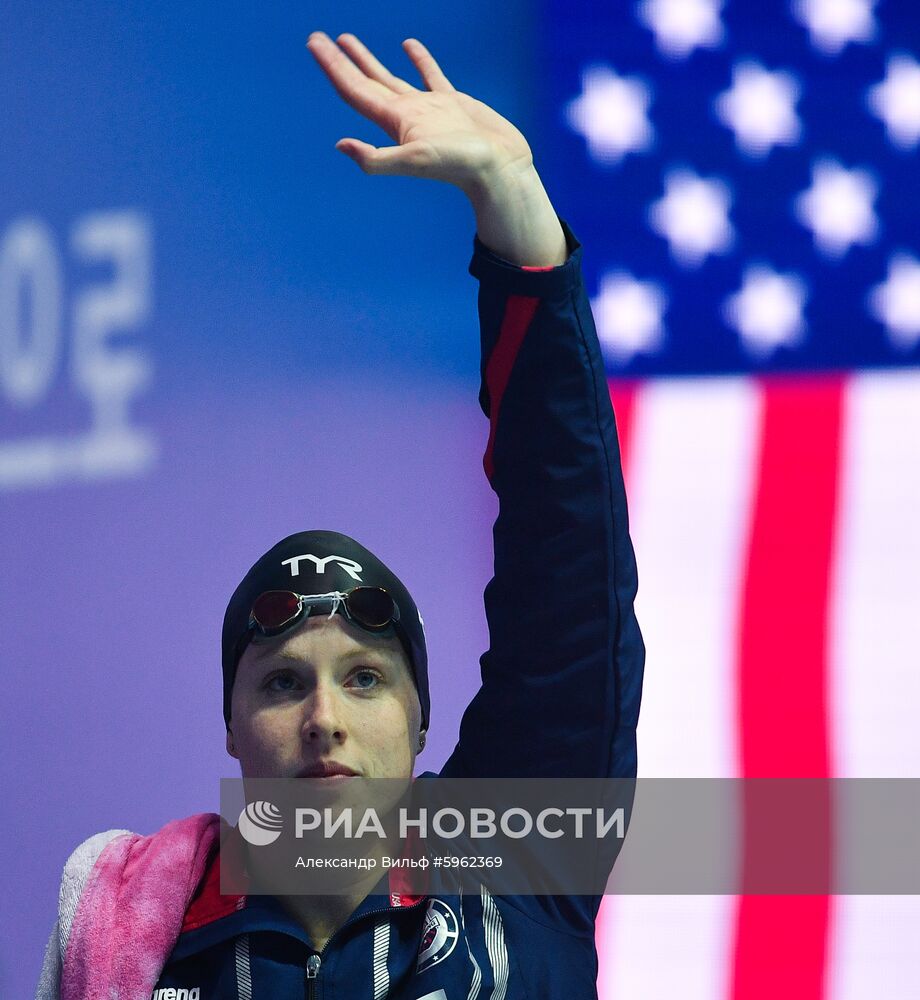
[280, 553, 364, 581]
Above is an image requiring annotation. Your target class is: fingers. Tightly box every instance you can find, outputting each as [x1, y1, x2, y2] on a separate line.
[306, 32, 394, 124]
[335, 33, 414, 95]
[401, 38, 456, 93]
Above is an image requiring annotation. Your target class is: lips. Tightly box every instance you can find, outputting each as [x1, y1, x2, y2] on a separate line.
[297, 761, 358, 778]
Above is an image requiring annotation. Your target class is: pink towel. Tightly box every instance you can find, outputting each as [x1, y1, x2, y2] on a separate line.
[61, 812, 222, 1000]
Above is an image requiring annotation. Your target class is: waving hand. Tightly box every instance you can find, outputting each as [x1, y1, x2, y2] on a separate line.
[305, 32, 535, 195]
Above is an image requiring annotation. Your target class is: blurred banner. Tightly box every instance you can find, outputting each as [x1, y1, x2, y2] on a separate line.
[534, 0, 920, 996]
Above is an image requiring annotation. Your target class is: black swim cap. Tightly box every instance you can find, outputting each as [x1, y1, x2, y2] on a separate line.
[221, 530, 429, 732]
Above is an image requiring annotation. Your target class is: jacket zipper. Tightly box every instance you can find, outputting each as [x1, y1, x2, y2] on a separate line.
[305, 952, 321, 1000]
[302, 896, 426, 998]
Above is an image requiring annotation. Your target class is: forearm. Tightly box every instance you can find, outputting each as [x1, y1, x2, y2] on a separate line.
[464, 164, 568, 268]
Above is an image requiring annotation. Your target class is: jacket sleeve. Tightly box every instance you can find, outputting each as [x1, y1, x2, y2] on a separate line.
[440, 218, 644, 782]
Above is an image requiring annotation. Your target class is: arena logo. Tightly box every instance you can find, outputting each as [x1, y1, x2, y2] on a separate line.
[281, 553, 364, 581]
[416, 898, 459, 973]
[150, 989, 200, 1000]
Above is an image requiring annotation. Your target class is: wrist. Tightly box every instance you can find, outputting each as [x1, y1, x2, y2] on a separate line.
[465, 164, 568, 268]
[468, 167, 568, 267]
[462, 159, 540, 211]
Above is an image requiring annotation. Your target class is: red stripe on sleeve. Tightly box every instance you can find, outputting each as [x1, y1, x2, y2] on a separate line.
[482, 295, 541, 481]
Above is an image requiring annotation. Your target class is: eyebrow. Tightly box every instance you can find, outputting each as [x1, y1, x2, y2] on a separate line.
[248, 644, 398, 667]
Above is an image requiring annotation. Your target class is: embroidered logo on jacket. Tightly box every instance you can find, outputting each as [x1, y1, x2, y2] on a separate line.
[150, 988, 200, 1000]
[416, 898, 459, 973]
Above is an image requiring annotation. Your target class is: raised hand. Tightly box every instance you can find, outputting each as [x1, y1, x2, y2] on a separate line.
[305, 31, 566, 266]
[305, 32, 535, 195]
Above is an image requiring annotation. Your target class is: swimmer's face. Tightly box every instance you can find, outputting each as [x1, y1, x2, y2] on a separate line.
[227, 611, 423, 782]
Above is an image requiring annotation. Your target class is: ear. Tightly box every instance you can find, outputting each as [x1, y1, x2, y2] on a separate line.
[226, 728, 239, 759]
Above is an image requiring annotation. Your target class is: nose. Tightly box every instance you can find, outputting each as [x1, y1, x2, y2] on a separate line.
[301, 679, 347, 746]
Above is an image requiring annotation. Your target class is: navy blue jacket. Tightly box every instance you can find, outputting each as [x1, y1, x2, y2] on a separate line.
[152, 218, 645, 999]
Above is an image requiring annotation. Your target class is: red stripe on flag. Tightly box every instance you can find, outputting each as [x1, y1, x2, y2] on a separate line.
[731, 377, 844, 1000]
[482, 296, 541, 482]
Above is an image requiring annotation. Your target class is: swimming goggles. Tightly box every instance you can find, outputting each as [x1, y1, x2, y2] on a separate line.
[247, 587, 401, 638]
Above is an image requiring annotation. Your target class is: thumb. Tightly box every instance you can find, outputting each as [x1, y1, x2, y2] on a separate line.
[335, 138, 385, 171]
[335, 138, 436, 177]
[335, 138, 368, 160]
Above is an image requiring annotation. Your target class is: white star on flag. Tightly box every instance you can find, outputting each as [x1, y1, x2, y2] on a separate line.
[649, 169, 734, 267]
[791, 0, 878, 56]
[637, 0, 724, 60]
[592, 271, 667, 362]
[867, 55, 920, 150]
[565, 66, 654, 165]
[794, 159, 879, 259]
[868, 253, 920, 350]
[714, 61, 802, 158]
[724, 265, 808, 358]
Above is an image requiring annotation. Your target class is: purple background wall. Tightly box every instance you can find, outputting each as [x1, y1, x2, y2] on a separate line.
[1, 2, 537, 994]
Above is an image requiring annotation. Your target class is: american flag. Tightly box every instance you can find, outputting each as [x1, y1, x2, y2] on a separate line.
[538, 1, 920, 995]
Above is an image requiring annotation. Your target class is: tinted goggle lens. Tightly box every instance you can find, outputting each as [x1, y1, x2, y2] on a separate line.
[346, 586, 399, 628]
[251, 591, 303, 631]
[249, 587, 399, 635]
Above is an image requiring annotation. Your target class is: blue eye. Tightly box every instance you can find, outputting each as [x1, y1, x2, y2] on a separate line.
[350, 669, 382, 690]
[266, 673, 298, 692]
